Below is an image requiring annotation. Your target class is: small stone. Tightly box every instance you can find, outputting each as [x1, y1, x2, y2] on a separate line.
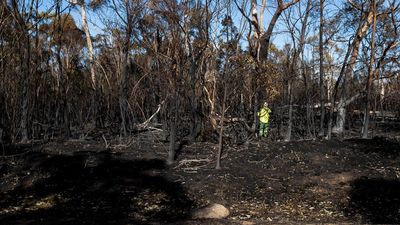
[191, 203, 230, 219]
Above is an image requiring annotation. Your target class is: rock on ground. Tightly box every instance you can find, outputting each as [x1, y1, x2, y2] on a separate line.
[191, 203, 230, 219]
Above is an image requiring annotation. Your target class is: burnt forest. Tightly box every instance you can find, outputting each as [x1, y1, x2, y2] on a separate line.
[1, 0, 400, 224]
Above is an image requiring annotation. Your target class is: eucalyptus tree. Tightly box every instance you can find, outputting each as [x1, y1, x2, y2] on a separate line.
[101, 0, 147, 136]
[4, 0, 38, 142]
[327, 0, 399, 139]
[216, 14, 241, 169]
[362, 0, 399, 138]
[68, 0, 96, 89]
[49, 9, 86, 137]
[234, 0, 300, 135]
[282, 0, 312, 141]
[1, 0, 55, 142]
[319, 0, 325, 136]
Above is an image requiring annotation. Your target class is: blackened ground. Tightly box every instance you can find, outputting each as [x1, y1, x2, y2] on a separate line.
[0, 132, 399, 224]
[0, 148, 193, 225]
[346, 178, 400, 224]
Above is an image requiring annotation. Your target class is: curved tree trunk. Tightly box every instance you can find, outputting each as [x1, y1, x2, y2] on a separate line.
[332, 5, 375, 136]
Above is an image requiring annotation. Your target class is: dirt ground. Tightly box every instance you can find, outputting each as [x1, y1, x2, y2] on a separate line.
[0, 130, 400, 224]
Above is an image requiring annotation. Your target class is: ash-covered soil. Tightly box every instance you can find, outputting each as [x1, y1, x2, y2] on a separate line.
[0, 132, 399, 224]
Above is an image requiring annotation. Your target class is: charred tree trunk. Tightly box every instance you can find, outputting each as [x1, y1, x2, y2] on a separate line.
[250, 0, 260, 133]
[332, 5, 375, 135]
[362, 1, 376, 138]
[10, 0, 31, 143]
[216, 83, 227, 169]
[283, 0, 310, 141]
[167, 92, 178, 165]
[327, 41, 351, 139]
[63, 93, 71, 138]
[259, 0, 300, 59]
[285, 80, 293, 142]
[189, 58, 202, 141]
[318, 0, 325, 136]
[118, 2, 134, 137]
[119, 56, 129, 137]
[55, 2, 70, 138]
[235, 0, 299, 135]
[20, 33, 30, 143]
[302, 59, 312, 137]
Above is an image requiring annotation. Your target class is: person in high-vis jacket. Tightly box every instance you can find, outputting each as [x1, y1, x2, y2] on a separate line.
[258, 102, 272, 137]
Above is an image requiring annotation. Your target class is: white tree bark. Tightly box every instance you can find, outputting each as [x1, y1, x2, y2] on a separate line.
[362, 0, 376, 139]
[80, 2, 96, 89]
[332, 4, 375, 135]
[69, 0, 96, 88]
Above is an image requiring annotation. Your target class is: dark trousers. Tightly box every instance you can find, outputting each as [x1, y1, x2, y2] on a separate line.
[259, 122, 269, 137]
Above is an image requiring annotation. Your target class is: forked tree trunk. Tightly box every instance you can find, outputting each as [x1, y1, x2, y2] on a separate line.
[235, 0, 299, 135]
[332, 5, 375, 135]
[327, 46, 350, 139]
[362, 1, 377, 138]
[333, 93, 361, 135]
[260, 0, 300, 59]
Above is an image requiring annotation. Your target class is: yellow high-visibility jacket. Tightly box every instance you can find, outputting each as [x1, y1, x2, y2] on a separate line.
[258, 107, 271, 123]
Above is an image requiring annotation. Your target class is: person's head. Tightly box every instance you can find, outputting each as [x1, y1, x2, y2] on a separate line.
[263, 102, 268, 107]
